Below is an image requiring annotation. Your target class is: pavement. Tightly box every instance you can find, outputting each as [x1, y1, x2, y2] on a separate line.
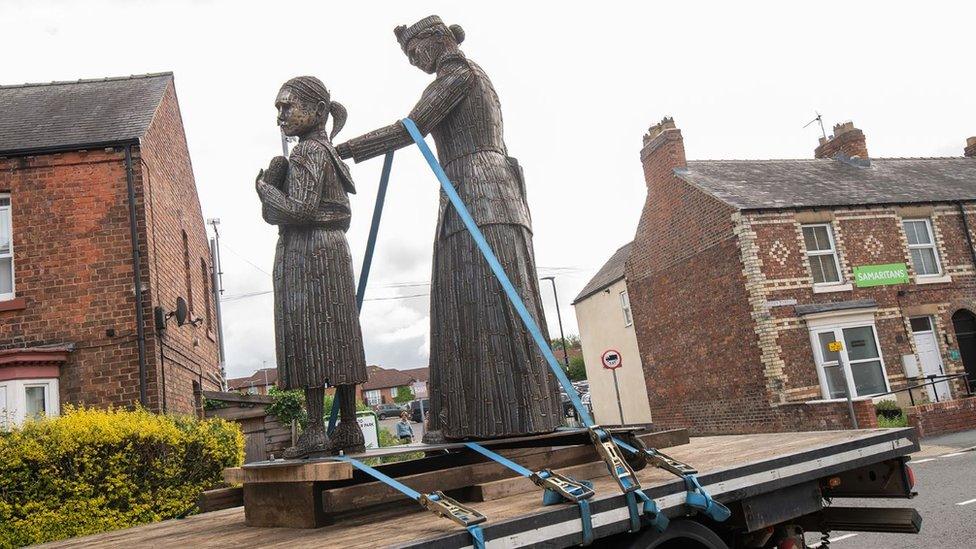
[804, 429, 976, 548]
[378, 416, 426, 444]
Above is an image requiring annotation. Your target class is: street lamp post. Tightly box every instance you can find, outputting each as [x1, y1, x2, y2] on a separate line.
[541, 276, 570, 371]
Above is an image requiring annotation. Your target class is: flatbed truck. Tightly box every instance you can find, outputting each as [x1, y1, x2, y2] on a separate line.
[42, 426, 921, 548]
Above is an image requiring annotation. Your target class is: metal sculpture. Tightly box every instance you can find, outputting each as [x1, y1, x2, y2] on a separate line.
[337, 16, 562, 441]
[256, 76, 367, 457]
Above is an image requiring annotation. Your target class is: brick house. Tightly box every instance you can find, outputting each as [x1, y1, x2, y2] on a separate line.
[0, 73, 221, 426]
[400, 367, 430, 399]
[359, 365, 417, 406]
[227, 367, 278, 395]
[626, 117, 976, 435]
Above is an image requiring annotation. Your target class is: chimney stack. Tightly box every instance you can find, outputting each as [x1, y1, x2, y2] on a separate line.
[965, 136, 976, 158]
[814, 121, 869, 160]
[640, 116, 687, 187]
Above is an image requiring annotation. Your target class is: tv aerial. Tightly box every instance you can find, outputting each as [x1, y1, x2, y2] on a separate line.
[803, 112, 827, 140]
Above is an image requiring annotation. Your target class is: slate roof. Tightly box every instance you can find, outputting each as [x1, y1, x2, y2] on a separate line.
[0, 73, 172, 155]
[572, 242, 632, 304]
[676, 158, 976, 211]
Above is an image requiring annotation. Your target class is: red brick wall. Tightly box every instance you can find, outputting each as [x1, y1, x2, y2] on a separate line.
[907, 396, 976, 438]
[814, 122, 869, 159]
[0, 149, 146, 408]
[139, 81, 222, 413]
[626, 121, 976, 435]
[627, 125, 767, 434]
[0, 79, 220, 416]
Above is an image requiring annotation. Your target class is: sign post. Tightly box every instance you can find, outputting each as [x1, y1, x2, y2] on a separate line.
[601, 349, 625, 426]
[828, 340, 859, 430]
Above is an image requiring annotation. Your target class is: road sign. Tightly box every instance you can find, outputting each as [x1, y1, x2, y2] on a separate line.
[827, 341, 843, 353]
[601, 349, 622, 369]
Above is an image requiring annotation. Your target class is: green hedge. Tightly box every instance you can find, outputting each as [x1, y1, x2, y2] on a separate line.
[0, 406, 244, 547]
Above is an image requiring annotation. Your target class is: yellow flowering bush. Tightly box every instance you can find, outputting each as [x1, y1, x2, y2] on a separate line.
[0, 406, 243, 547]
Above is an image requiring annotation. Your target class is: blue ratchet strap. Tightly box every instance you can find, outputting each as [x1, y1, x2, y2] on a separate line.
[327, 151, 396, 436]
[684, 472, 732, 522]
[403, 118, 671, 536]
[463, 443, 595, 503]
[463, 442, 595, 545]
[331, 455, 487, 548]
[614, 436, 728, 523]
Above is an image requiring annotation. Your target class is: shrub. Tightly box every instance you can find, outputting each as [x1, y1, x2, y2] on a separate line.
[874, 399, 903, 420]
[877, 413, 908, 428]
[0, 406, 243, 547]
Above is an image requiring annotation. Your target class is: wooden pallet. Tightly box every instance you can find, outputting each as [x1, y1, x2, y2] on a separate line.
[240, 428, 689, 528]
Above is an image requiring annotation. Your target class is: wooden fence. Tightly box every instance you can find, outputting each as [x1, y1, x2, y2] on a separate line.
[200, 390, 294, 463]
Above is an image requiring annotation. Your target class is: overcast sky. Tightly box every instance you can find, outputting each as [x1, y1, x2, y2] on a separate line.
[4, 1, 974, 379]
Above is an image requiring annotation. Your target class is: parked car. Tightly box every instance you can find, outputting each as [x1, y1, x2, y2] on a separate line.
[408, 399, 430, 423]
[373, 403, 406, 420]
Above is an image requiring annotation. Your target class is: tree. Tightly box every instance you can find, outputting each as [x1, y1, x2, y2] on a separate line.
[568, 355, 587, 381]
[550, 334, 581, 351]
[393, 385, 415, 404]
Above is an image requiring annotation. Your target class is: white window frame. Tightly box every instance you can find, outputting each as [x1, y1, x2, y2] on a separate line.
[619, 290, 633, 327]
[0, 193, 13, 300]
[390, 387, 398, 399]
[0, 378, 60, 428]
[801, 223, 844, 286]
[364, 389, 381, 407]
[903, 218, 942, 277]
[806, 309, 891, 401]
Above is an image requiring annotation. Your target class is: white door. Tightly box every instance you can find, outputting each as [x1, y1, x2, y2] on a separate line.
[910, 317, 951, 401]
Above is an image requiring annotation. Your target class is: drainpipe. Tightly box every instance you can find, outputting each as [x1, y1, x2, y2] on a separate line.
[125, 145, 149, 408]
[957, 201, 976, 270]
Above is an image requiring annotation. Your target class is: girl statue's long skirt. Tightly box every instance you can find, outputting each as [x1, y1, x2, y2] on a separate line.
[273, 228, 368, 389]
[427, 223, 564, 440]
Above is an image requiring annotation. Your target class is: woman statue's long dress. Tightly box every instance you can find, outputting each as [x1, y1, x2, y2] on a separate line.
[338, 16, 563, 441]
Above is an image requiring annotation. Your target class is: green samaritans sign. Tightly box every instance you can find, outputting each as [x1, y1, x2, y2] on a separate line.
[852, 263, 909, 288]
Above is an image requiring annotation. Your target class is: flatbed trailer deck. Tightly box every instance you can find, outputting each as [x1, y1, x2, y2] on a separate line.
[43, 427, 920, 548]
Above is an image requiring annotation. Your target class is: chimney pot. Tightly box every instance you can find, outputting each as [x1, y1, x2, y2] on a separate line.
[966, 136, 976, 158]
[643, 116, 677, 146]
[815, 120, 869, 161]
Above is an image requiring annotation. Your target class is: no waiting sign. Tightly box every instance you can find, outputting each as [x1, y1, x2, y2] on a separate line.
[601, 349, 622, 369]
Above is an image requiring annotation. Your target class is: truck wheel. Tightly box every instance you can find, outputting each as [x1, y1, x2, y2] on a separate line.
[625, 520, 729, 549]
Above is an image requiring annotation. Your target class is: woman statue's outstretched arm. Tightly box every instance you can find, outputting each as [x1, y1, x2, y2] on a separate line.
[337, 66, 473, 163]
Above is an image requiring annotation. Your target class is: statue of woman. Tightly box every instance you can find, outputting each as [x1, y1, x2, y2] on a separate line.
[336, 16, 562, 442]
[256, 76, 367, 457]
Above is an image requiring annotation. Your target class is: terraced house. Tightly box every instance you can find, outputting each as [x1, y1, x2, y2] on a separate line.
[0, 73, 222, 426]
[627, 118, 976, 435]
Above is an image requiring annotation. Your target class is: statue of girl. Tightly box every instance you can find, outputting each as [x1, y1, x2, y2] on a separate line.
[256, 76, 367, 457]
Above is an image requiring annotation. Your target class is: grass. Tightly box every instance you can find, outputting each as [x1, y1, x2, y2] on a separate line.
[877, 413, 908, 428]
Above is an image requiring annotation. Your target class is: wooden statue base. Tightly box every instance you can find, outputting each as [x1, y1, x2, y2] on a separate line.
[234, 427, 689, 529]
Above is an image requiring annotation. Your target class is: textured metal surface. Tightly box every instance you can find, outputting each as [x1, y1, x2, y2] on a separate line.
[256, 77, 368, 455]
[337, 17, 561, 440]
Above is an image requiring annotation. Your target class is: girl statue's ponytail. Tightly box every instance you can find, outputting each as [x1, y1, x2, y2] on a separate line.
[329, 101, 347, 139]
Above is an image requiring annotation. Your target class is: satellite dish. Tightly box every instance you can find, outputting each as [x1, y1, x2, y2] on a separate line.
[175, 297, 188, 326]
